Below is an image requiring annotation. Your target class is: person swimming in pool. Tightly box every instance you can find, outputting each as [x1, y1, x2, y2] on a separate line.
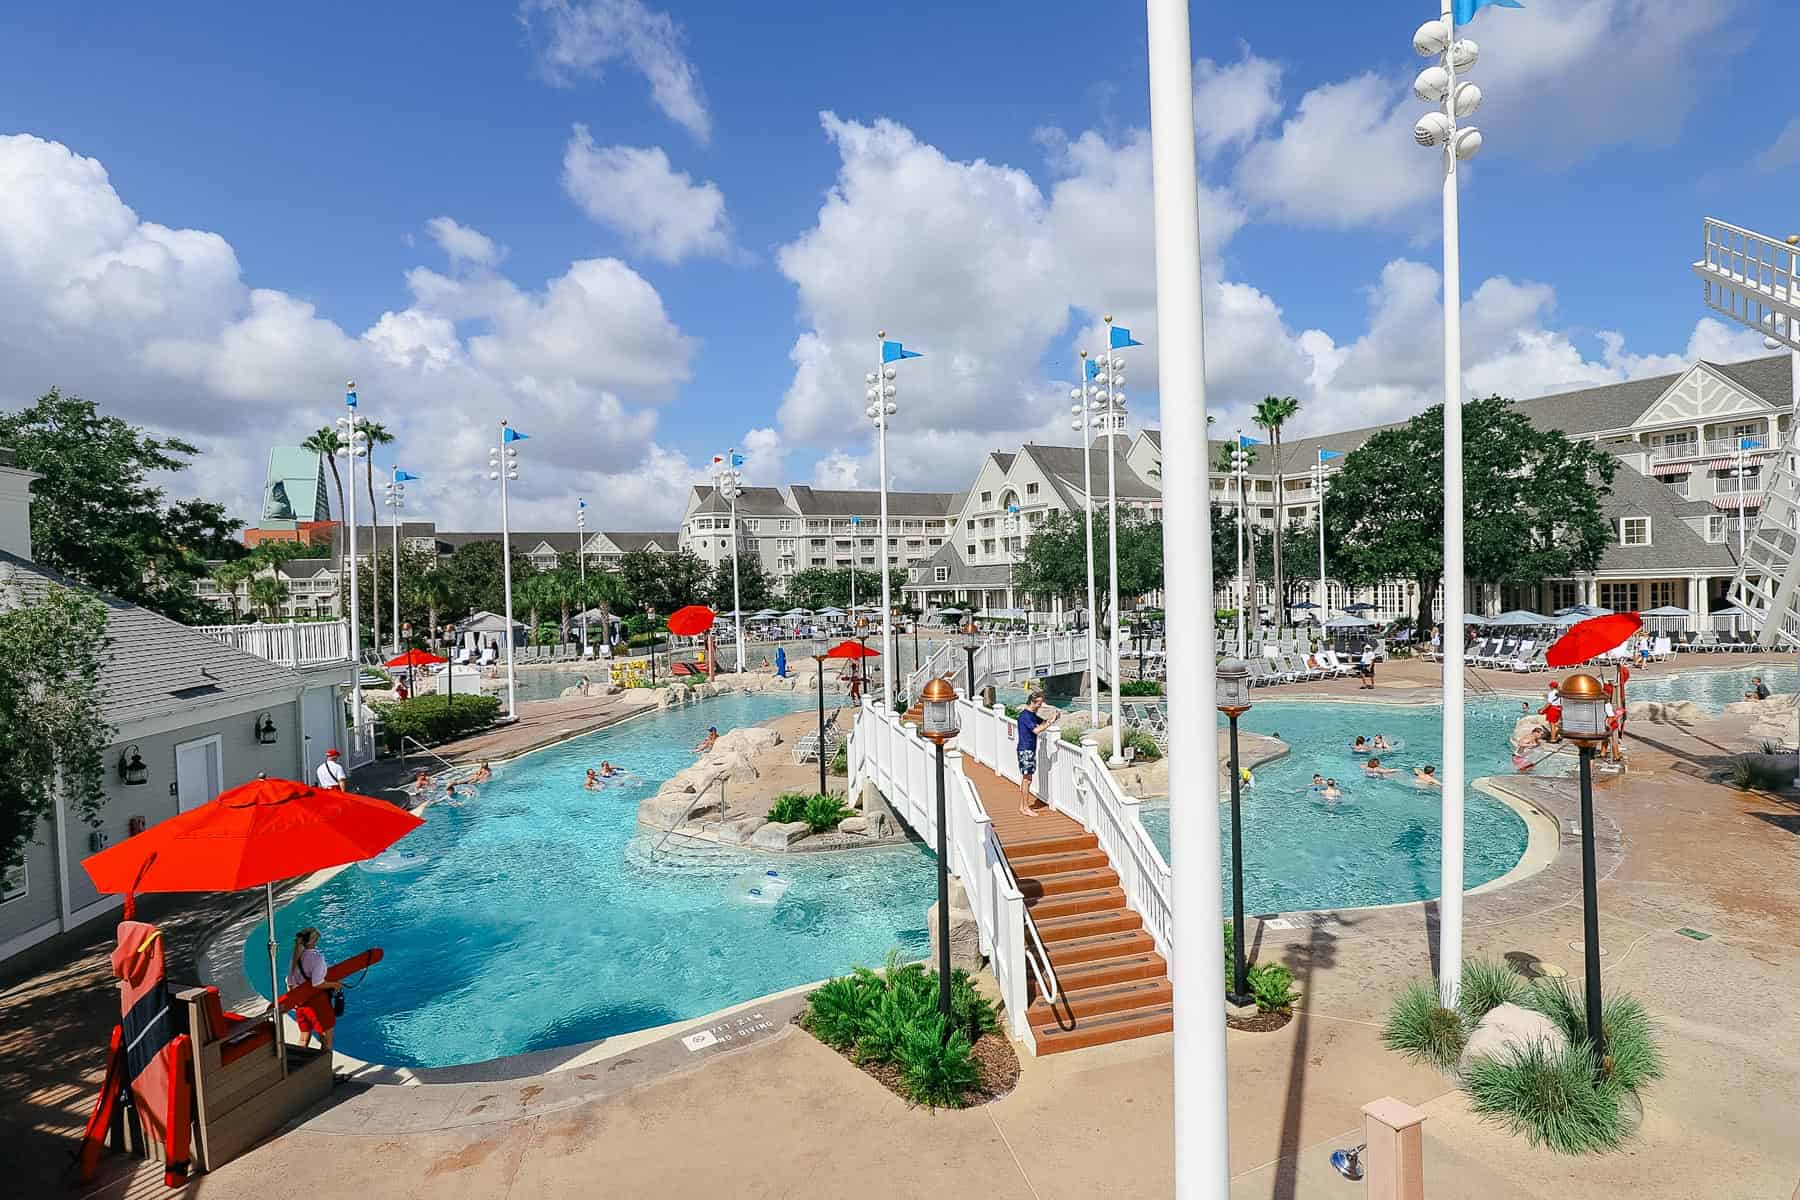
[1321, 778, 1342, 800]
[1363, 756, 1396, 777]
[1372, 735, 1394, 751]
[1351, 736, 1369, 753]
[599, 761, 621, 778]
[1413, 764, 1440, 787]
[1311, 773, 1326, 789]
[468, 760, 492, 784]
[694, 726, 719, 753]
[584, 768, 603, 791]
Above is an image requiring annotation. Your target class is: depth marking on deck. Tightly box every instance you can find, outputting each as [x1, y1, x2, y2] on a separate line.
[682, 1010, 777, 1053]
[1263, 918, 1296, 930]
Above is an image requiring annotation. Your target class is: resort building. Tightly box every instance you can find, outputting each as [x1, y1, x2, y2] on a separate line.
[327, 522, 679, 574]
[241, 445, 338, 548]
[191, 558, 344, 620]
[0, 449, 355, 963]
[679, 484, 960, 587]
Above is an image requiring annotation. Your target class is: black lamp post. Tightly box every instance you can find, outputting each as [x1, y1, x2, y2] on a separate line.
[645, 605, 658, 685]
[815, 652, 829, 796]
[961, 619, 979, 698]
[1557, 671, 1610, 1069]
[917, 676, 961, 1040]
[855, 616, 871, 693]
[1218, 657, 1254, 1007]
[443, 623, 456, 717]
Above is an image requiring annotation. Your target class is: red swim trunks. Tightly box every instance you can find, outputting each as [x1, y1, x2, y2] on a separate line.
[294, 994, 336, 1038]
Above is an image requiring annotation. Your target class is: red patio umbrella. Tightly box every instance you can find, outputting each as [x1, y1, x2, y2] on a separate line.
[667, 604, 716, 637]
[83, 777, 423, 1065]
[1545, 612, 1643, 669]
[385, 648, 447, 668]
[812, 641, 880, 794]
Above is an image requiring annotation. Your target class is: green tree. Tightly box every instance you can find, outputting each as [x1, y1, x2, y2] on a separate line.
[357, 421, 396, 650]
[619, 548, 711, 615]
[348, 545, 445, 636]
[165, 498, 247, 562]
[1215, 438, 1261, 631]
[1255, 520, 1336, 612]
[301, 427, 346, 523]
[211, 559, 254, 620]
[433, 540, 535, 621]
[1012, 509, 1163, 630]
[0, 583, 111, 875]
[0, 390, 229, 623]
[571, 568, 627, 646]
[707, 554, 775, 613]
[1323, 397, 1618, 638]
[782, 567, 906, 610]
[1253, 395, 1301, 626]
[247, 573, 290, 619]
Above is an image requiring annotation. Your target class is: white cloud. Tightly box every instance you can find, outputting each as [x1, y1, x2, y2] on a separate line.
[738, 426, 786, 484]
[0, 132, 710, 533]
[561, 128, 733, 262]
[1756, 118, 1800, 174]
[811, 450, 863, 489]
[1193, 51, 1282, 159]
[424, 216, 503, 267]
[1235, 0, 1745, 228]
[519, 0, 710, 143]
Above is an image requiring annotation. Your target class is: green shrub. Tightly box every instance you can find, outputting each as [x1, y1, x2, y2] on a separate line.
[852, 988, 917, 1064]
[951, 970, 999, 1043]
[806, 973, 881, 1049]
[829, 742, 848, 775]
[373, 693, 503, 751]
[896, 1018, 981, 1108]
[766, 792, 810, 823]
[1003, 704, 1021, 718]
[1060, 725, 1085, 747]
[1463, 1041, 1625, 1154]
[1123, 729, 1162, 762]
[1727, 755, 1789, 791]
[1248, 963, 1298, 1015]
[1383, 979, 1467, 1070]
[1458, 959, 1528, 1026]
[1521, 981, 1663, 1092]
[1121, 679, 1163, 696]
[803, 792, 852, 833]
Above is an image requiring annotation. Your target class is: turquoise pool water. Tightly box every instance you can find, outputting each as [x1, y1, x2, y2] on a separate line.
[1138, 700, 1530, 914]
[248, 693, 934, 1070]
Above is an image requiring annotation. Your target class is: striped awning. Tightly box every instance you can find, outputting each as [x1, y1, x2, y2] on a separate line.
[1712, 493, 1765, 510]
[1650, 461, 1694, 476]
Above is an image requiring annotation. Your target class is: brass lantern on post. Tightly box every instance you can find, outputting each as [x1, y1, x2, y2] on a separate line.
[919, 676, 960, 1036]
[1551, 670, 1609, 1068]
[1215, 658, 1254, 1005]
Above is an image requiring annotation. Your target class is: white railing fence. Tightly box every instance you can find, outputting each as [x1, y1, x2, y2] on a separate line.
[848, 699, 1045, 1040]
[905, 631, 1095, 701]
[195, 619, 353, 667]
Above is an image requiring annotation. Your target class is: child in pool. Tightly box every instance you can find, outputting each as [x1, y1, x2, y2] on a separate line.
[599, 760, 621, 778]
[1363, 756, 1396, 777]
[1351, 736, 1369, 753]
[1372, 735, 1393, 751]
[1321, 778, 1342, 800]
[584, 769, 603, 791]
[1311, 773, 1326, 789]
[1413, 764, 1440, 787]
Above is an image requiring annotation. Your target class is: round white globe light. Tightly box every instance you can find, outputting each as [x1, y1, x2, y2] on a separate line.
[1414, 111, 1453, 147]
[1071, 402, 1083, 414]
[1453, 127, 1483, 160]
[865, 405, 879, 419]
[883, 384, 896, 397]
[1412, 19, 1449, 56]
[865, 372, 877, 384]
[1413, 66, 1449, 103]
[883, 366, 897, 380]
[884, 402, 896, 415]
[866, 388, 879, 402]
[1070, 388, 1083, 401]
[1453, 81, 1482, 118]
[1450, 39, 1478, 71]
[488, 471, 499, 480]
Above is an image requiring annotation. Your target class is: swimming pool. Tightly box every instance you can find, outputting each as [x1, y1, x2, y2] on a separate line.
[1137, 700, 1531, 914]
[248, 693, 933, 1070]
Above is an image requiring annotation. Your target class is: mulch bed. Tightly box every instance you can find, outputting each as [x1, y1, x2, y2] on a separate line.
[1226, 1009, 1293, 1033]
[794, 1015, 1022, 1108]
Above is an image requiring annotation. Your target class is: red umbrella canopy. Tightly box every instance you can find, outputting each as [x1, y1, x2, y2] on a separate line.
[385, 648, 447, 668]
[821, 639, 881, 660]
[667, 605, 716, 637]
[82, 777, 423, 896]
[1545, 612, 1643, 669]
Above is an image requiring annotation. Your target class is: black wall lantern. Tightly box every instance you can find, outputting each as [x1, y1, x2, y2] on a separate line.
[255, 711, 279, 745]
[119, 745, 148, 787]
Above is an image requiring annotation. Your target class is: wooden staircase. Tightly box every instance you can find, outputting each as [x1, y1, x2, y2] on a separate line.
[971, 765, 1173, 1055]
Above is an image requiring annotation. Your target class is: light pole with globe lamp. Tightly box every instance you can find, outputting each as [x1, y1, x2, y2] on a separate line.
[1554, 672, 1611, 1066]
[576, 499, 588, 654]
[335, 385, 369, 756]
[1411, 0, 1494, 1009]
[714, 450, 746, 670]
[914, 676, 962, 1037]
[866, 334, 923, 712]
[961, 618, 980, 699]
[488, 424, 524, 719]
[1089, 317, 1141, 760]
[383, 467, 409, 658]
[1230, 436, 1251, 656]
[1217, 659, 1255, 1007]
[1069, 352, 1100, 729]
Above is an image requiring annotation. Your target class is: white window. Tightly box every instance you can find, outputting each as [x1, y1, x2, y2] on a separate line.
[934, 567, 949, 583]
[1731, 422, 1762, 442]
[1, 859, 25, 904]
[1707, 515, 1726, 542]
[1026, 482, 1038, 495]
[1620, 517, 1650, 546]
[780, 520, 792, 532]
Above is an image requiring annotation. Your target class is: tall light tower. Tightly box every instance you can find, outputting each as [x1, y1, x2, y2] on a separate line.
[714, 449, 747, 670]
[1410, 0, 1506, 1008]
[384, 467, 415, 653]
[866, 334, 922, 711]
[1089, 316, 1142, 760]
[576, 498, 589, 652]
[1070, 352, 1100, 728]
[335, 384, 369, 757]
[488, 423, 525, 719]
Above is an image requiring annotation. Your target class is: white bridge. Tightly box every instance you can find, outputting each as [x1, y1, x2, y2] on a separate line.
[904, 630, 1107, 702]
[849, 664, 1172, 1055]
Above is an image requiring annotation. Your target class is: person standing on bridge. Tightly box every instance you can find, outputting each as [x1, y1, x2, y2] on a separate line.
[1015, 691, 1057, 818]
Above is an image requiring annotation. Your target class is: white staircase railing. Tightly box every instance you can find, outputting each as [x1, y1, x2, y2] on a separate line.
[847, 699, 1053, 1040]
[905, 631, 1096, 700]
[194, 619, 353, 667]
[954, 695, 1173, 962]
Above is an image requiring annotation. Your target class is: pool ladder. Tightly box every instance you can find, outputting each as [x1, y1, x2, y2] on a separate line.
[651, 776, 727, 860]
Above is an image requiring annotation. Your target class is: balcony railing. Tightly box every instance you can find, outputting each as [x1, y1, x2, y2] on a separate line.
[1648, 436, 1773, 464]
[195, 619, 353, 667]
[1716, 474, 1765, 494]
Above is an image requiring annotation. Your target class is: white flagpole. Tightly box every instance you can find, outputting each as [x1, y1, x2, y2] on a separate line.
[1080, 351, 1099, 727]
[876, 337, 895, 711]
[494, 423, 519, 720]
[339, 384, 366, 759]
[389, 468, 401, 653]
[1316, 455, 1329, 624]
[1102, 319, 1123, 760]
[1146, 0, 1232, 1186]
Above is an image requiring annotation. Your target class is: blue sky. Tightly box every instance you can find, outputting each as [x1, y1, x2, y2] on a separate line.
[1, 0, 1793, 531]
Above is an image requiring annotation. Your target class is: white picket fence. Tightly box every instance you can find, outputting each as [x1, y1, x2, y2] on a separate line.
[194, 619, 353, 667]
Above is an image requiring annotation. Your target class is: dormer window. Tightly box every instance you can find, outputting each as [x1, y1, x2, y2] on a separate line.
[934, 566, 949, 583]
[1619, 517, 1650, 546]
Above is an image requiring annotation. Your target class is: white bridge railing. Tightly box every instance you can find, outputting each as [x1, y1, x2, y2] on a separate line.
[904, 630, 1097, 702]
[848, 699, 1053, 1040]
[195, 619, 353, 667]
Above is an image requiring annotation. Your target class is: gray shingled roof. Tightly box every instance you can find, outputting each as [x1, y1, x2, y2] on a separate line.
[904, 541, 1012, 588]
[1703, 354, 1794, 405]
[281, 559, 335, 578]
[688, 485, 793, 517]
[0, 549, 304, 727]
[601, 532, 678, 553]
[1020, 443, 1160, 505]
[1594, 463, 1737, 574]
[786, 485, 959, 518]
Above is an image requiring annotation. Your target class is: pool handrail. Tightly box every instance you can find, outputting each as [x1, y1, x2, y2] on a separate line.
[651, 775, 727, 859]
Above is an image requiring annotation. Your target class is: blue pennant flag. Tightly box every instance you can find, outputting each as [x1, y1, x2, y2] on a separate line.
[1318, 449, 1344, 462]
[345, 386, 358, 408]
[1454, 0, 1523, 24]
[1740, 437, 1764, 450]
[882, 340, 923, 364]
[394, 469, 420, 482]
[1109, 325, 1143, 350]
[1238, 435, 1260, 449]
[731, 452, 745, 468]
[578, 498, 587, 509]
[1084, 359, 1100, 381]
[503, 427, 528, 443]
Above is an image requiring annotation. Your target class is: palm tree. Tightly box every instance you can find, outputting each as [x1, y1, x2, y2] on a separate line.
[579, 570, 627, 650]
[301, 427, 346, 523]
[247, 573, 290, 621]
[1253, 395, 1301, 630]
[1216, 439, 1260, 633]
[357, 420, 396, 653]
[407, 564, 455, 651]
[212, 559, 253, 620]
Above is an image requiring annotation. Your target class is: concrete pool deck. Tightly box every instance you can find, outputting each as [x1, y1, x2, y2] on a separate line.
[7, 689, 1799, 1198]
